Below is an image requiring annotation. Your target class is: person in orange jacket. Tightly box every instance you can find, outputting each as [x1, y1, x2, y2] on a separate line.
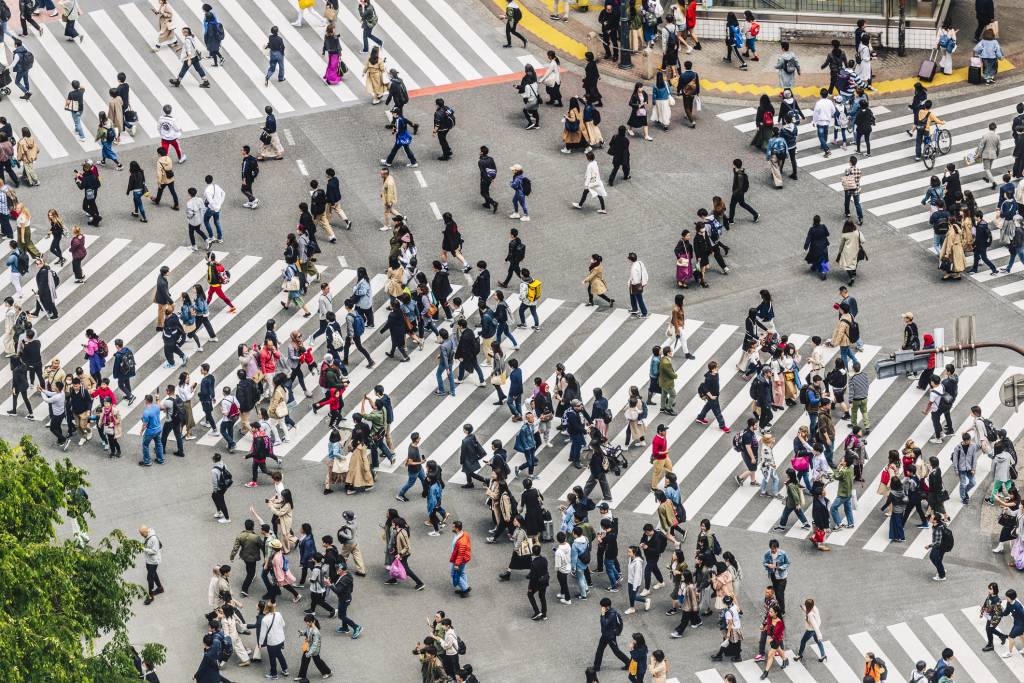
[449, 520, 472, 597]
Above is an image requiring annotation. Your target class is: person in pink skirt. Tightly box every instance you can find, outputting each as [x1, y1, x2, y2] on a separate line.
[322, 24, 344, 85]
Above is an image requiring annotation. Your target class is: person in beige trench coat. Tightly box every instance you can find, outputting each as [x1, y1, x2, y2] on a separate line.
[106, 91, 126, 143]
[939, 223, 967, 280]
[363, 48, 387, 104]
[345, 442, 374, 492]
[583, 254, 614, 307]
[151, 0, 179, 51]
[836, 221, 864, 287]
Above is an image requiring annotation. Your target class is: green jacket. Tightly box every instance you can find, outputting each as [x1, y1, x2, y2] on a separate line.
[834, 465, 854, 498]
[658, 356, 677, 391]
[230, 530, 263, 563]
[785, 481, 803, 509]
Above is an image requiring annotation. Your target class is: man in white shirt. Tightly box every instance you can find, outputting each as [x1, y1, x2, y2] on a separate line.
[158, 104, 185, 162]
[202, 175, 226, 243]
[811, 88, 837, 158]
[184, 187, 208, 251]
[627, 252, 649, 318]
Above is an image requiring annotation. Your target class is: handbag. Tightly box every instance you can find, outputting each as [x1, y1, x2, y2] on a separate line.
[337, 60, 348, 77]
[282, 277, 300, 292]
[676, 256, 689, 267]
[636, 105, 647, 117]
[64, 98, 81, 113]
[939, 258, 952, 273]
[693, 95, 702, 112]
[298, 0, 314, 8]
[259, 130, 272, 145]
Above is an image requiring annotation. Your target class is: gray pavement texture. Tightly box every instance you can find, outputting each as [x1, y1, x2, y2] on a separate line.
[5, 8, 1024, 682]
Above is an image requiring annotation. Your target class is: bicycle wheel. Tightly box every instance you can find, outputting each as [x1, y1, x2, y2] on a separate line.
[922, 144, 935, 170]
[937, 129, 952, 155]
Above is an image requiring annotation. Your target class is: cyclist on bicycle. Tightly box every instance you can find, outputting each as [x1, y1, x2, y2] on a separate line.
[914, 99, 946, 160]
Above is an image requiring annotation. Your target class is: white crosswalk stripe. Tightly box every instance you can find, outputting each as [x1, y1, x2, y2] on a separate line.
[3, 237, 1021, 558]
[718, 84, 1024, 309]
[699, 605, 1017, 682]
[0, 0, 528, 161]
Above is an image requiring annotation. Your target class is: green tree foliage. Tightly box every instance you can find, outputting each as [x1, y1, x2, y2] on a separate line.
[0, 435, 165, 682]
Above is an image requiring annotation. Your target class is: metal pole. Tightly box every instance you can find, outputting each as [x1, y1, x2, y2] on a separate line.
[618, 13, 632, 69]
[898, 0, 907, 57]
[892, 341, 1024, 360]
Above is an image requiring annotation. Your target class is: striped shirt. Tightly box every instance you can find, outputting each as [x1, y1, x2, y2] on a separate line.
[849, 371, 870, 401]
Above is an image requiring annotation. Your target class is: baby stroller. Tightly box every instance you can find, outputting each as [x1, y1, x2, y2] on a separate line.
[0, 66, 11, 102]
[603, 444, 628, 476]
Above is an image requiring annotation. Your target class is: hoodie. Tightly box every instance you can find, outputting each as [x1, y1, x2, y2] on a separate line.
[143, 529, 162, 565]
[922, 333, 936, 370]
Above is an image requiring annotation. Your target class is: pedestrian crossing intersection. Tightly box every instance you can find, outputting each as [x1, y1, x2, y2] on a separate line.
[0, 0, 527, 163]
[717, 84, 1024, 308]
[693, 605, 1018, 682]
[4, 236, 1021, 565]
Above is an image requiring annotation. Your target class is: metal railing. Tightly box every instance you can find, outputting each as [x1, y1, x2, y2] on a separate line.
[709, 0, 885, 15]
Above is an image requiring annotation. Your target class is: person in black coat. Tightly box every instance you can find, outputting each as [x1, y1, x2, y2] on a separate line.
[583, 51, 602, 106]
[526, 543, 549, 620]
[430, 261, 453, 320]
[161, 305, 187, 367]
[974, 0, 995, 42]
[970, 212, 998, 274]
[30, 259, 58, 319]
[202, 5, 224, 66]
[454, 318, 484, 384]
[471, 262, 490, 301]
[803, 215, 830, 279]
[192, 634, 221, 683]
[74, 163, 101, 226]
[607, 125, 630, 186]
[520, 478, 544, 537]
[459, 423, 488, 487]
[8, 354, 32, 417]
[377, 299, 410, 361]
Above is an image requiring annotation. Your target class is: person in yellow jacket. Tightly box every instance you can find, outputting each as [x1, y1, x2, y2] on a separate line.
[380, 167, 398, 232]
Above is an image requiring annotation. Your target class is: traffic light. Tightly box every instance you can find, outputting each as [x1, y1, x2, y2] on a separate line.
[875, 351, 930, 379]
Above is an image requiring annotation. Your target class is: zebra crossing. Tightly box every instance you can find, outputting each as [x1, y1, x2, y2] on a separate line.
[694, 604, 1016, 683]
[4, 236, 1021, 563]
[0, 0, 527, 163]
[717, 84, 1024, 308]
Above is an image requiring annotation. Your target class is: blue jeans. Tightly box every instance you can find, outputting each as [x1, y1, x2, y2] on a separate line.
[1005, 247, 1023, 272]
[932, 232, 944, 254]
[518, 303, 539, 327]
[496, 321, 518, 347]
[839, 345, 857, 368]
[450, 563, 468, 591]
[958, 470, 976, 501]
[798, 630, 826, 658]
[574, 567, 588, 598]
[982, 57, 997, 80]
[629, 292, 648, 316]
[13, 70, 28, 94]
[362, 25, 383, 52]
[398, 469, 425, 498]
[816, 125, 829, 153]
[569, 433, 585, 465]
[830, 495, 854, 526]
[266, 50, 285, 81]
[101, 140, 119, 163]
[203, 209, 222, 240]
[436, 362, 455, 396]
[916, 128, 927, 159]
[219, 418, 236, 450]
[778, 504, 808, 527]
[519, 447, 536, 474]
[889, 510, 906, 541]
[71, 111, 85, 139]
[512, 192, 528, 216]
[843, 190, 863, 222]
[132, 190, 147, 219]
[604, 559, 620, 588]
[141, 431, 164, 464]
[386, 142, 417, 165]
[507, 392, 522, 417]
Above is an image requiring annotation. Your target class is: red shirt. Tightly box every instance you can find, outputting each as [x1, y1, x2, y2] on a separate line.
[90, 386, 117, 404]
[685, 1, 697, 28]
[652, 434, 669, 461]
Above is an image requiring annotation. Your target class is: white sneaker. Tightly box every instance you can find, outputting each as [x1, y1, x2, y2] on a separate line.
[571, 202, 582, 210]
[217, 517, 232, 524]
[179, 154, 187, 163]
[242, 201, 253, 209]
[427, 530, 440, 536]
[520, 215, 530, 222]
[652, 582, 664, 590]
[932, 575, 946, 581]
[78, 437, 86, 446]
[644, 598, 651, 611]
[639, 589, 650, 597]
[994, 543, 1005, 552]
[624, 607, 636, 614]
[509, 213, 520, 219]
[1005, 650, 1016, 658]
[379, 225, 390, 231]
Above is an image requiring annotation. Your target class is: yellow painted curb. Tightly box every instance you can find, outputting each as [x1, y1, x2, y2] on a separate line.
[492, 0, 588, 59]
[665, 58, 1015, 98]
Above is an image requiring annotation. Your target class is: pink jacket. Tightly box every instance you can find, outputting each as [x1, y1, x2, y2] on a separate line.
[271, 551, 296, 586]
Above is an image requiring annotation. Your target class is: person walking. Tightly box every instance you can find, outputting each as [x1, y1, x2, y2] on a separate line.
[509, 164, 530, 221]
[210, 452, 231, 523]
[572, 151, 607, 214]
[477, 146, 498, 213]
[169, 27, 210, 88]
[264, 26, 286, 86]
[379, 167, 398, 230]
[626, 252, 648, 318]
[380, 108, 417, 168]
[240, 145, 260, 209]
[357, 0, 382, 52]
[501, 0, 527, 49]
[139, 526, 164, 604]
[593, 597, 630, 671]
[841, 156, 864, 226]
[10, 39, 31, 101]
[362, 46, 386, 104]
[29, 258, 58, 319]
[432, 98, 454, 161]
[152, 146, 178, 211]
[762, 539, 789, 615]
[74, 161, 101, 226]
[728, 158, 759, 223]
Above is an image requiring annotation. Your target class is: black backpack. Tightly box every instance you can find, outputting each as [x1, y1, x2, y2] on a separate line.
[798, 384, 811, 406]
[20, 49, 33, 70]
[520, 176, 532, 196]
[847, 319, 861, 343]
[613, 610, 623, 635]
[940, 525, 954, 552]
[511, 240, 526, 262]
[120, 349, 136, 377]
[457, 636, 467, 655]
[443, 105, 456, 127]
[171, 397, 187, 425]
[16, 250, 29, 275]
[216, 633, 233, 662]
[0, 2, 11, 22]
[218, 466, 233, 491]
[982, 418, 999, 443]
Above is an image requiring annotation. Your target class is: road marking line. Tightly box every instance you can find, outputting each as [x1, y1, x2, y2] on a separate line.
[283, 129, 295, 145]
[296, 160, 309, 176]
[429, 201, 441, 220]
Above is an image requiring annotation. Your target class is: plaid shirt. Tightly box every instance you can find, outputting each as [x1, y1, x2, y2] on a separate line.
[0, 189, 8, 216]
[843, 167, 862, 193]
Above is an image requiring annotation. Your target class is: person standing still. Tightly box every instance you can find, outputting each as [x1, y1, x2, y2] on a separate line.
[157, 105, 185, 162]
[762, 539, 789, 615]
[626, 252, 649, 318]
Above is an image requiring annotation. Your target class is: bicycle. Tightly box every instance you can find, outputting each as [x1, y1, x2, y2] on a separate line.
[921, 125, 953, 170]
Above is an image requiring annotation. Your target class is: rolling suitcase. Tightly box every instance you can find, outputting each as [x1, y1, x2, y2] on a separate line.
[968, 65, 984, 84]
[541, 509, 554, 543]
[918, 49, 937, 82]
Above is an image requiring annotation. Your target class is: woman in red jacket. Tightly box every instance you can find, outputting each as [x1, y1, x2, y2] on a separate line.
[760, 604, 788, 678]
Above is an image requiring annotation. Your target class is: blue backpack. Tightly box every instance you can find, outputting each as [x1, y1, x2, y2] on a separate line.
[731, 25, 743, 49]
[938, 34, 955, 51]
[351, 310, 366, 337]
[1000, 198, 1018, 219]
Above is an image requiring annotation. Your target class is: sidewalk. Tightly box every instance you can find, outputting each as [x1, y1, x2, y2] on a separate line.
[486, 0, 1024, 99]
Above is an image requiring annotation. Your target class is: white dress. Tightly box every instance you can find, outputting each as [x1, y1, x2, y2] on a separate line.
[856, 43, 872, 83]
[583, 160, 607, 198]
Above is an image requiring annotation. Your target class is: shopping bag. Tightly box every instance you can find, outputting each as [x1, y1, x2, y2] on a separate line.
[388, 559, 408, 581]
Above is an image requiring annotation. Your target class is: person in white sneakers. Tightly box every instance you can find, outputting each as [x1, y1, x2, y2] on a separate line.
[624, 545, 648, 614]
[158, 104, 185, 162]
[554, 531, 572, 605]
[202, 175, 226, 244]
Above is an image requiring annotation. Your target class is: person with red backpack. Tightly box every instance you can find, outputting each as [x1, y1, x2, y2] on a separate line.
[205, 252, 236, 312]
[244, 422, 280, 488]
